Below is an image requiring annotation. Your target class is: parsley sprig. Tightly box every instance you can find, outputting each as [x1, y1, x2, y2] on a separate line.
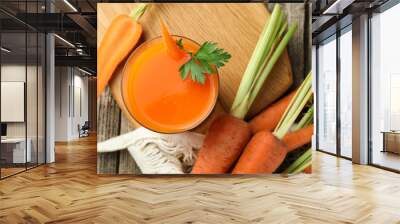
[177, 39, 231, 84]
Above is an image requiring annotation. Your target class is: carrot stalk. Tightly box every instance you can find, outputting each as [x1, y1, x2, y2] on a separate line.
[275, 73, 312, 132]
[282, 124, 313, 152]
[274, 72, 312, 139]
[130, 3, 148, 20]
[292, 157, 312, 174]
[249, 90, 296, 133]
[97, 3, 148, 97]
[283, 148, 312, 174]
[293, 106, 313, 131]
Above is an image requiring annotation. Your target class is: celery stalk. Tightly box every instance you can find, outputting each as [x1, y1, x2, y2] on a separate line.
[277, 20, 288, 40]
[230, 4, 298, 120]
[231, 22, 296, 119]
[249, 20, 288, 99]
[230, 5, 283, 118]
[251, 18, 288, 91]
[248, 23, 298, 108]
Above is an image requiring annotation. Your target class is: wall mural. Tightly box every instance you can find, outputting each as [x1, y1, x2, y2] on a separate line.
[96, 3, 313, 175]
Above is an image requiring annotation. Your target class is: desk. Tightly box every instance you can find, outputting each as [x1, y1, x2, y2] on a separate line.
[381, 131, 400, 154]
[1, 138, 31, 163]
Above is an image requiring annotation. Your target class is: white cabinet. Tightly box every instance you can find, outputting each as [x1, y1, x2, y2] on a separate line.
[1, 138, 32, 163]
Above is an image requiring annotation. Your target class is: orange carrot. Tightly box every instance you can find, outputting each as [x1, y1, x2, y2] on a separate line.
[249, 90, 296, 134]
[160, 20, 185, 59]
[232, 131, 287, 174]
[232, 124, 314, 174]
[97, 4, 147, 97]
[303, 165, 312, 174]
[282, 124, 314, 152]
[191, 115, 251, 174]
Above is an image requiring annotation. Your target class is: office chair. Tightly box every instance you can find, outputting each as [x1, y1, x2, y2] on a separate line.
[79, 121, 90, 138]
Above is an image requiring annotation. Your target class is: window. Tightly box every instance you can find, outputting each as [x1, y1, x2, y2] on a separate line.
[370, 3, 400, 171]
[339, 28, 352, 158]
[316, 25, 353, 159]
[317, 36, 337, 154]
[0, 1, 46, 179]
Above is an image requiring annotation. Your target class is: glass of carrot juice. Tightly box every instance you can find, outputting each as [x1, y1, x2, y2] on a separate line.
[121, 36, 219, 133]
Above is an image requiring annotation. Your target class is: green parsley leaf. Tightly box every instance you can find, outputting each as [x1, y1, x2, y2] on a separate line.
[195, 42, 231, 68]
[177, 39, 231, 84]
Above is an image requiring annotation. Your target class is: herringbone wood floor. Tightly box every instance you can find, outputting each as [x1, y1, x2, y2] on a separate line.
[1, 135, 400, 224]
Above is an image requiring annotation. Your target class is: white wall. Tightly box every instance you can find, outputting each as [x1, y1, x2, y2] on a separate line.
[54, 67, 89, 141]
[55, 66, 69, 141]
[72, 73, 89, 138]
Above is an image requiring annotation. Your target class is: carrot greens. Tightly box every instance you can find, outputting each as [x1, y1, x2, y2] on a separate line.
[293, 106, 314, 131]
[273, 72, 312, 137]
[284, 148, 312, 174]
[278, 73, 314, 174]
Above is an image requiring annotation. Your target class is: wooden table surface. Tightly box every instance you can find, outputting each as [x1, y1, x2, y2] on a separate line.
[97, 3, 308, 174]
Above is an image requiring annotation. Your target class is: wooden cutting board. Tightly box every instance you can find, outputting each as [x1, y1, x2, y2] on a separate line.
[97, 3, 293, 130]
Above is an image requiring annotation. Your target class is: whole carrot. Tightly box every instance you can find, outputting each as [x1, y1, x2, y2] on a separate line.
[232, 131, 287, 174]
[233, 73, 313, 174]
[232, 124, 314, 174]
[249, 90, 296, 134]
[282, 124, 313, 152]
[97, 4, 148, 97]
[191, 115, 251, 174]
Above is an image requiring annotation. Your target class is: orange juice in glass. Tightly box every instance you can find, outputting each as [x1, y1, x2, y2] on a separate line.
[121, 36, 219, 133]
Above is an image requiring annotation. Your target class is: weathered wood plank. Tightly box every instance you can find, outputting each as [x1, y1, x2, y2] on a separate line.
[97, 87, 121, 174]
[118, 113, 141, 174]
